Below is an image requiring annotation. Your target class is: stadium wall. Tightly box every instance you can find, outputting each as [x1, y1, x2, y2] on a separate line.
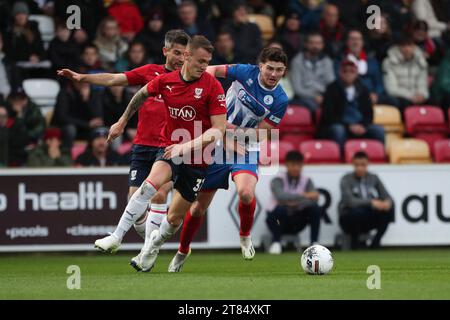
[0, 165, 449, 252]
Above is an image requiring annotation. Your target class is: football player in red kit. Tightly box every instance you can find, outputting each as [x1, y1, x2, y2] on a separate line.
[57, 30, 191, 253]
[107, 35, 227, 272]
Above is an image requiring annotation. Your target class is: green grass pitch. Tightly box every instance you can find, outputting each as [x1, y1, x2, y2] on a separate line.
[1, 248, 449, 299]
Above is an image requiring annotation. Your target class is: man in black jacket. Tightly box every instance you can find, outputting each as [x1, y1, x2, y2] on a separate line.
[319, 59, 384, 152]
[223, 1, 263, 64]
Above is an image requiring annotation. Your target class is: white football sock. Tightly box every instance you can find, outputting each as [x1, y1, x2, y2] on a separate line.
[154, 216, 182, 246]
[112, 180, 157, 241]
[145, 203, 168, 235]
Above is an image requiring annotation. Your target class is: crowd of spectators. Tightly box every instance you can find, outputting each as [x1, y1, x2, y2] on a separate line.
[1, 0, 450, 167]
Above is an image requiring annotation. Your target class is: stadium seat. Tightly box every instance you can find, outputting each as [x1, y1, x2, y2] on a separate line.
[259, 140, 295, 165]
[279, 105, 315, 135]
[280, 134, 313, 149]
[434, 139, 450, 163]
[248, 14, 275, 43]
[28, 15, 55, 46]
[404, 105, 447, 135]
[300, 140, 341, 164]
[23, 79, 60, 108]
[414, 133, 447, 157]
[385, 132, 403, 155]
[373, 105, 404, 134]
[344, 139, 387, 163]
[389, 139, 432, 164]
[117, 141, 133, 155]
[71, 141, 87, 160]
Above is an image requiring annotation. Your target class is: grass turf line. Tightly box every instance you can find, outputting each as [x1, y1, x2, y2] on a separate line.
[0, 249, 449, 299]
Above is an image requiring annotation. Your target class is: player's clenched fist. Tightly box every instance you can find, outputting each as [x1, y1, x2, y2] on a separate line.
[107, 121, 125, 143]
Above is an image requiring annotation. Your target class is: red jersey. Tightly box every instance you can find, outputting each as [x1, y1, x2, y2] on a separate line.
[124, 64, 169, 147]
[147, 70, 227, 166]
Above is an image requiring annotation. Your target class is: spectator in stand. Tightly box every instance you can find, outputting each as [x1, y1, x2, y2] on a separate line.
[319, 3, 345, 59]
[94, 16, 128, 71]
[211, 30, 239, 92]
[366, 13, 394, 63]
[4, 2, 45, 64]
[290, 32, 335, 112]
[380, 0, 414, 38]
[382, 36, 429, 112]
[7, 88, 45, 144]
[78, 43, 104, 74]
[134, 9, 165, 64]
[175, 0, 215, 41]
[266, 151, 321, 254]
[115, 41, 148, 73]
[288, 0, 323, 32]
[319, 60, 384, 152]
[107, 0, 144, 42]
[52, 80, 103, 147]
[431, 33, 450, 114]
[0, 105, 9, 166]
[54, 0, 107, 40]
[0, 104, 29, 167]
[0, 33, 11, 102]
[246, 0, 275, 17]
[275, 12, 304, 61]
[224, 1, 263, 64]
[75, 127, 123, 167]
[48, 21, 80, 72]
[339, 151, 394, 249]
[412, 0, 449, 39]
[328, 0, 366, 29]
[100, 85, 135, 135]
[411, 20, 443, 68]
[28, 127, 72, 167]
[337, 29, 391, 105]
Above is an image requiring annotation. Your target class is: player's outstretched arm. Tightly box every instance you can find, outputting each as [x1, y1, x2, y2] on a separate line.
[164, 114, 226, 159]
[57, 68, 129, 86]
[107, 84, 150, 143]
[206, 65, 228, 78]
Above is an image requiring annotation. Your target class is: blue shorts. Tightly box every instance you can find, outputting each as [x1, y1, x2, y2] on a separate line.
[128, 144, 161, 187]
[202, 150, 259, 191]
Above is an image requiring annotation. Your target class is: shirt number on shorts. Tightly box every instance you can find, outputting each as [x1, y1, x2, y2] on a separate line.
[193, 178, 205, 192]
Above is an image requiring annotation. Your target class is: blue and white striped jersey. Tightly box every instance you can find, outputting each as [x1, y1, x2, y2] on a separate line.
[225, 64, 289, 129]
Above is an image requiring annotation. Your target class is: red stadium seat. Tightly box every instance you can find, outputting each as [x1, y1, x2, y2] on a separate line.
[434, 139, 450, 163]
[344, 139, 386, 163]
[280, 134, 313, 149]
[279, 105, 315, 135]
[117, 141, 133, 155]
[404, 106, 447, 135]
[71, 142, 87, 160]
[300, 140, 341, 164]
[414, 133, 447, 156]
[259, 140, 295, 165]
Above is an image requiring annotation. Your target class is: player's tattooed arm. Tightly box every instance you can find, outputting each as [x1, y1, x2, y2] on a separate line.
[120, 85, 149, 122]
[107, 85, 149, 143]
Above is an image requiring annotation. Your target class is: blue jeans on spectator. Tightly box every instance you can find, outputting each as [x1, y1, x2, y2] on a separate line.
[322, 124, 385, 152]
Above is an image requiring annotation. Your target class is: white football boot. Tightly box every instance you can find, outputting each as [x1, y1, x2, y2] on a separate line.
[129, 252, 142, 271]
[138, 229, 161, 272]
[94, 233, 121, 253]
[168, 249, 191, 273]
[240, 235, 255, 260]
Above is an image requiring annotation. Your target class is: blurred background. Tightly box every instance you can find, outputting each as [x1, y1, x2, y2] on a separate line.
[0, 0, 449, 253]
